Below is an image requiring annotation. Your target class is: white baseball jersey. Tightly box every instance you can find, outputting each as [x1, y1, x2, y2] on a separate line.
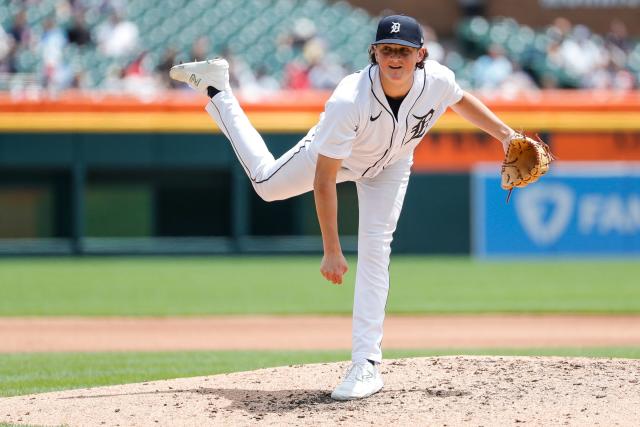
[205, 59, 463, 364]
[312, 60, 463, 178]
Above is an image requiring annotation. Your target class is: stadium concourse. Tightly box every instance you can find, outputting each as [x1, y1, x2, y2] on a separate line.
[1, 0, 638, 96]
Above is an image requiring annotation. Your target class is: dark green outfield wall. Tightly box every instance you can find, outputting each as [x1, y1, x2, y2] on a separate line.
[0, 133, 470, 255]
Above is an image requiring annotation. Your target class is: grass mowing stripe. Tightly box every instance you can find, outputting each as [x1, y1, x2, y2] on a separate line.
[1, 347, 639, 397]
[0, 256, 639, 315]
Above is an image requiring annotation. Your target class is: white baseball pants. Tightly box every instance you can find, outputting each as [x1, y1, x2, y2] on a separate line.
[206, 92, 411, 363]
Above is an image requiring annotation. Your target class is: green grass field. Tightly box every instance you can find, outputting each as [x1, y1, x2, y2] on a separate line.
[1, 256, 639, 398]
[1, 256, 639, 315]
[2, 348, 640, 397]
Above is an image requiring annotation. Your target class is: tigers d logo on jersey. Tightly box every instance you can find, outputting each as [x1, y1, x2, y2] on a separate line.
[409, 109, 434, 140]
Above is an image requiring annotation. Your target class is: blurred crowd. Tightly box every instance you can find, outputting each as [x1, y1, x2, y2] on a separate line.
[456, 17, 637, 93]
[0, 0, 141, 91]
[542, 17, 636, 90]
[0, 0, 638, 96]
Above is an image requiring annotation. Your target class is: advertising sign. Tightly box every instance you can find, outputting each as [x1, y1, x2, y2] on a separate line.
[472, 162, 640, 257]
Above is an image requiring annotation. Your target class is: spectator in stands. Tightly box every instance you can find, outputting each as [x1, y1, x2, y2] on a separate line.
[471, 44, 512, 90]
[278, 18, 315, 56]
[253, 66, 280, 91]
[560, 25, 605, 80]
[98, 0, 127, 16]
[545, 39, 565, 71]
[306, 40, 347, 90]
[96, 12, 139, 57]
[54, 0, 73, 24]
[583, 58, 635, 91]
[189, 36, 210, 62]
[422, 25, 444, 63]
[40, 17, 70, 90]
[156, 47, 181, 89]
[605, 20, 631, 72]
[102, 63, 125, 92]
[9, 10, 31, 47]
[278, 16, 349, 90]
[308, 54, 347, 90]
[66, 10, 92, 46]
[283, 59, 311, 90]
[0, 27, 17, 73]
[499, 62, 538, 96]
[610, 62, 636, 91]
[121, 51, 161, 96]
[0, 25, 11, 60]
[583, 57, 613, 89]
[68, 69, 91, 90]
[219, 46, 260, 93]
[289, 18, 317, 52]
[606, 19, 632, 53]
[547, 17, 572, 42]
[225, 62, 280, 98]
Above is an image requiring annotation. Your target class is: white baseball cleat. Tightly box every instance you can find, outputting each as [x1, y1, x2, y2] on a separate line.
[169, 58, 231, 94]
[331, 361, 383, 401]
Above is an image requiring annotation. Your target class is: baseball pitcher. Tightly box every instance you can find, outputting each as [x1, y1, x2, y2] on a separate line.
[170, 14, 543, 401]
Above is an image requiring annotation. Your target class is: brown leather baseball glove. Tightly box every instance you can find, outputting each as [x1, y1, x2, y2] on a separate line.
[501, 133, 554, 202]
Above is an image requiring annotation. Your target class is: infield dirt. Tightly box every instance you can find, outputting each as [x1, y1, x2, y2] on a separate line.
[3, 315, 640, 352]
[2, 356, 639, 426]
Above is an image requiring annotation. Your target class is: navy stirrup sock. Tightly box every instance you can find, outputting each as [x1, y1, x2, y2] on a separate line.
[207, 86, 220, 98]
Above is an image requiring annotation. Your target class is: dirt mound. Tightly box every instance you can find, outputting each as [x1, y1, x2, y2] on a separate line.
[2, 356, 639, 426]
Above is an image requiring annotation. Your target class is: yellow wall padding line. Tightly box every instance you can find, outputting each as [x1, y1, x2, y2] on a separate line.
[1, 111, 639, 133]
[434, 112, 640, 132]
[0, 112, 320, 133]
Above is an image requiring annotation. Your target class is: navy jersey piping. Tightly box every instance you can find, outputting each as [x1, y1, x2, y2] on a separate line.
[362, 66, 395, 177]
[211, 98, 307, 185]
[255, 143, 307, 184]
[402, 67, 427, 145]
[211, 99, 252, 178]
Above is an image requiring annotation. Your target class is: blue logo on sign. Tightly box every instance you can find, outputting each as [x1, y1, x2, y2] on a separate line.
[514, 184, 574, 246]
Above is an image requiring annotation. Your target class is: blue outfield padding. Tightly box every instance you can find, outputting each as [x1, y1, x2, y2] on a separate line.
[472, 162, 640, 258]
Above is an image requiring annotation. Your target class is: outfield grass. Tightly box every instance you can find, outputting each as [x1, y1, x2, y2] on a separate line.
[1, 256, 639, 315]
[1, 347, 640, 397]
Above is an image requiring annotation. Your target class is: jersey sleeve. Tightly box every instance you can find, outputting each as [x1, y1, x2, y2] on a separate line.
[313, 95, 358, 160]
[443, 67, 464, 106]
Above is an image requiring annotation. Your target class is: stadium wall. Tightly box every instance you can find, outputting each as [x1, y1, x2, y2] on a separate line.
[1, 91, 639, 255]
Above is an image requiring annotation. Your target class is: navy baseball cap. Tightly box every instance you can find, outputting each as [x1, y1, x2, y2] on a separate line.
[373, 15, 424, 48]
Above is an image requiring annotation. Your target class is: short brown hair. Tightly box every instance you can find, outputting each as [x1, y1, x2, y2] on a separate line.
[368, 45, 427, 69]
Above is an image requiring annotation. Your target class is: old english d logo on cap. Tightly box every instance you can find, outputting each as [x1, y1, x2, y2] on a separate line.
[373, 15, 423, 48]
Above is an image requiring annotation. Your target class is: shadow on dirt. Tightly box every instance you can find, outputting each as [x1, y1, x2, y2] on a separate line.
[61, 387, 470, 414]
[199, 388, 337, 413]
[61, 388, 335, 411]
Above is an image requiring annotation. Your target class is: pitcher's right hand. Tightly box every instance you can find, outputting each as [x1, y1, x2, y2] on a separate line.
[320, 252, 349, 285]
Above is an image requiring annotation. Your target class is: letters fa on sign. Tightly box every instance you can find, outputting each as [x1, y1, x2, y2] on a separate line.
[515, 183, 640, 247]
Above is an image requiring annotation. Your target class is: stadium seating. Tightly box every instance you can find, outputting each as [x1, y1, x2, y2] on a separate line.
[6, 0, 377, 89]
[456, 16, 639, 89]
[4, 0, 639, 90]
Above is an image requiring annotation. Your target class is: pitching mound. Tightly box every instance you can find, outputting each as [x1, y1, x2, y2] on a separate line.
[2, 356, 639, 426]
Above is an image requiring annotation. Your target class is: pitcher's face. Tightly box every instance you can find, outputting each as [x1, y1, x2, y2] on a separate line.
[373, 44, 425, 84]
